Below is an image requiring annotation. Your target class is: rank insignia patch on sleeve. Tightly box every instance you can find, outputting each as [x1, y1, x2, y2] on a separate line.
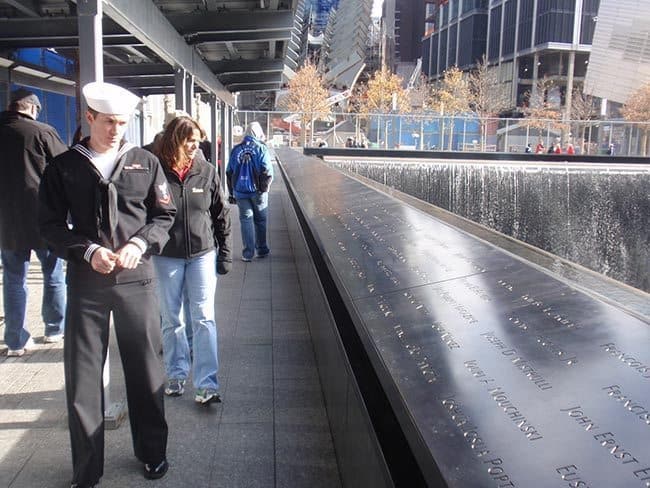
[157, 181, 171, 204]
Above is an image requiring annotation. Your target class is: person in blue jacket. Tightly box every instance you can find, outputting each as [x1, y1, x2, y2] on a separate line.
[226, 122, 273, 262]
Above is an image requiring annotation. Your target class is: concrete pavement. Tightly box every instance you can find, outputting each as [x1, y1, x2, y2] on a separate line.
[0, 176, 342, 488]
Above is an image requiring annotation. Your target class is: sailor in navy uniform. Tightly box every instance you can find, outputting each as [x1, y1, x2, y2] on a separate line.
[39, 82, 176, 488]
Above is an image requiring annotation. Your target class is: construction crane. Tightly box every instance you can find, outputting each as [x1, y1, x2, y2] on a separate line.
[407, 58, 422, 90]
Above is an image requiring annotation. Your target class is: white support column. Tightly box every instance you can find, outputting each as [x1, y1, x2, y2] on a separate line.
[532, 52, 540, 100]
[77, 0, 104, 134]
[564, 50, 576, 129]
[513, 0, 522, 104]
[208, 94, 222, 181]
[220, 104, 232, 182]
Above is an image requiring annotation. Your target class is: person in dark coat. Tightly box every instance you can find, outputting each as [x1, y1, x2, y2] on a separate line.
[39, 82, 176, 487]
[0, 88, 68, 356]
[153, 116, 232, 405]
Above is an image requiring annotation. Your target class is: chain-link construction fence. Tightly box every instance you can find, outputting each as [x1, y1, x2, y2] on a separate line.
[233, 110, 650, 157]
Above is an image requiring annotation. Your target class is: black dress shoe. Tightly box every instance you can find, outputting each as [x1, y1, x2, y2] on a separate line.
[144, 459, 169, 480]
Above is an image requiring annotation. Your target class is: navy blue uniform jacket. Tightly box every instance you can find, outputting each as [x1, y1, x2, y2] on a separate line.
[38, 139, 177, 287]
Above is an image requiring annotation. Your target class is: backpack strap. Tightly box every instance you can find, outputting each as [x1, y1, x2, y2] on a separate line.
[233, 144, 260, 192]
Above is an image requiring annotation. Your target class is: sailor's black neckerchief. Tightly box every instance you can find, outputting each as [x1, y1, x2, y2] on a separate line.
[72, 139, 135, 249]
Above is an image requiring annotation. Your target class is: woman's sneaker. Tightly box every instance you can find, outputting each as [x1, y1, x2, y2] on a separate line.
[164, 379, 185, 397]
[195, 388, 221, 405]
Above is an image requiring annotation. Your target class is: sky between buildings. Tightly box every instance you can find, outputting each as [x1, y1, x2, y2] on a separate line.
[372, 0, 383, 18]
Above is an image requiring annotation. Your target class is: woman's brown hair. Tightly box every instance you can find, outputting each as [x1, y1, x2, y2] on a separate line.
[157, 116, 206, 171]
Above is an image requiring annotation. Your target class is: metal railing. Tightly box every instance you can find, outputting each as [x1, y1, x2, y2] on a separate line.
[233, 110, 650, 157]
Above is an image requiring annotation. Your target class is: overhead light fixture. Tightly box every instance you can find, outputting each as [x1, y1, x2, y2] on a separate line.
[0, 57, 13, 68]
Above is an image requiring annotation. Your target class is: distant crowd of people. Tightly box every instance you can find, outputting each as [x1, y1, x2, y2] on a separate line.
[344, 135, 367, 148]
[0, 83, 273, 488]
[525, 138, 616, 156]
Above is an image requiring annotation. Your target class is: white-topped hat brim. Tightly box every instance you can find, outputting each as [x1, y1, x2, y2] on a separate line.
[83, 81, 140, 115]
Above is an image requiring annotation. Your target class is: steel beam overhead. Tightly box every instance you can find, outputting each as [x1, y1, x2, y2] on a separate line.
[225, 83, 282, 92]
[104, 64, 175, 77]
[105, 75, 175, 88]
[0, 36, 143, 50]
[0, 0, 303, 100]
[189, 30, 292, 44]
[1, 0, 39, 17]
[133, 87, 176, 96]
[218, 72, 282, 85]
[0, 15, 292, 47]
[0, 17, 126, 41]
[166, 11, 295, 34]
[101, 0, 233, 105]
[0, 68, 76, 96]
[207, 59, 285, 74]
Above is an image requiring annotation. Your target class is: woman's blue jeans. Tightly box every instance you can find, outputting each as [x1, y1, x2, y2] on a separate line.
[2, 249, 65, 349]
[153, 250, 219, 391]
[236, 192, 270, 260]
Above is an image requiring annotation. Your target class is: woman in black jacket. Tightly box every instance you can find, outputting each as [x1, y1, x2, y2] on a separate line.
[154, 116, 232, 405]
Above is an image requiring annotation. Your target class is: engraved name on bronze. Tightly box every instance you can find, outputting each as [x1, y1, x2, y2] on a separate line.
[555, 464, 592, 488]
[398, 290, 462, 349]
[465, 360, 544, 441]
[505, 317, 579, 365]
[481, 332, 553, 390]
[379, 294, 439, 384]
[441, 396, 518, 487]
[460, 277, 492, 302]
[561, 405, 650, 484]
[602, 385, 650, 426]
[519, 293, 582, 330]
[600, 343, 650, 379]
[433, 287, 479, 325]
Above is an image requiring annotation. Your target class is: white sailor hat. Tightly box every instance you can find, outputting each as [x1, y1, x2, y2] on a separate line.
[82, 81, 140, 115]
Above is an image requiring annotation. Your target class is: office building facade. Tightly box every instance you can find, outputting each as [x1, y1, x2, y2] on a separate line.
[382, 0, 427, 78]
[584, 0, 650, 105]
[422, 0, 600, 107]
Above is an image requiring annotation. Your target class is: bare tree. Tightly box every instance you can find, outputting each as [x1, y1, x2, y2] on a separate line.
[522, 77, 565, 146]
[430, 66, 471, 150]
[408, 75, 431, 113]
[359, 67, 410, 114]
[281, 60, 331, 146]
[569, 88, 597, 154]
[621, 82, 650, 156]
[468, 55, 513, 150]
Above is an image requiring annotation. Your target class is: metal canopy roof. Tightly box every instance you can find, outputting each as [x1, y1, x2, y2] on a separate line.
[0, 0, 306, 104]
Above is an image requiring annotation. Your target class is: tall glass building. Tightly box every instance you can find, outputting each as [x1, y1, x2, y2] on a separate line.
[422, 0, 600, 107]
[584, 0, 650, 105]
[311, 0, 340, 35]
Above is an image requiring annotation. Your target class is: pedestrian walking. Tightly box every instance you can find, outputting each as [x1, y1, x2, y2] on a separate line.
[0, 88, 68, 356]
[226, 121, 273, 262]
[153, 115, 232, 405]
[38, 81, 176, 487]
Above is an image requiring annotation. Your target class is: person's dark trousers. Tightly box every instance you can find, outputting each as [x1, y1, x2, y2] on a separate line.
[64, 279, 168, 486]
[1, 248, 65, 349]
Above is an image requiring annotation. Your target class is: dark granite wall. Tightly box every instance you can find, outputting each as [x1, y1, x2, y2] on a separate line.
[329, 160, 650, 292]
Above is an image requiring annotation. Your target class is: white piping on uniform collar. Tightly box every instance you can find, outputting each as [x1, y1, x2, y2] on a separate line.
[72, 141, 136, 162]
